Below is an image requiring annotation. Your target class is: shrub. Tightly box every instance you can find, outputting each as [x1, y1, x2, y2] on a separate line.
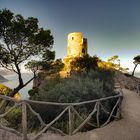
[38, 75, 104, 102]
[5, 69, 117, 133]
[5, 107, 22, 130]
[28, 70, 118, 133]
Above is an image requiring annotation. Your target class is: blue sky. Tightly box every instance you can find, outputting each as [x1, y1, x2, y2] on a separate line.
[0, 0, 140, 71]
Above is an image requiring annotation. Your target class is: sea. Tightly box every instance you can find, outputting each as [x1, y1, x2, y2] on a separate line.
[2, 72, 140, 99]
[3, 73, 33, 99]
[134, 72, 140, 78]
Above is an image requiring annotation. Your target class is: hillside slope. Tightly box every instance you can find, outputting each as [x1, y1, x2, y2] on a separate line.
[114, 71, 140, 91]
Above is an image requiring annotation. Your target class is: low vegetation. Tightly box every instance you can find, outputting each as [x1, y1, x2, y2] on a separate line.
[25, 69, 117, 133]
[3, 55, 122, 133]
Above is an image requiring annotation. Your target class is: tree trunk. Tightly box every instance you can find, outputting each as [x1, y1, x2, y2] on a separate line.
[0, 76, 35, 114]
[9, 85, 23, 97]
[9, 76, 35, 97]
[0, 61, 36, 114]
[132, 64, 138, 76]
[0, 71, 35, 114]
[15, 64, 24, 86]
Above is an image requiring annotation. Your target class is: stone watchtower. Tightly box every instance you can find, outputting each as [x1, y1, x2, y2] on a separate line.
[64, 32, 88, 70]
[67, 32, 87, 57]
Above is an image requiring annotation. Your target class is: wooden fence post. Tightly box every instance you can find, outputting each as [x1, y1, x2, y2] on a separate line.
[137, 85, 140, 95]
[116, 96, 123, 119]
[96, 101, 100, 127]
[22, 101, 28, 140]
[68, 106, 72, 135]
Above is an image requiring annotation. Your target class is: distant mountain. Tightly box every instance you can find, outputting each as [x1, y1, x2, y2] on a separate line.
[0, 75, 8, 82]
[0, 69, 14, 75]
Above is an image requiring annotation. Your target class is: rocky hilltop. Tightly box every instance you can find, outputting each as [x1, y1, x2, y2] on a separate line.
[33, 70, 140, 92]
[115, 71, 140, 92]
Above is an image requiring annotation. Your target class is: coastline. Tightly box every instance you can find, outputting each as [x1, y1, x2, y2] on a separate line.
[2, 73, 33, 99]
[134, 72, 140, 78]
[0, 75, 8, 83]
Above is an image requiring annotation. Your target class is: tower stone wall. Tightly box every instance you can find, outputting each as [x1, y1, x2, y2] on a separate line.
[63, 32, 88, 72]
[67, 32, 87, 57]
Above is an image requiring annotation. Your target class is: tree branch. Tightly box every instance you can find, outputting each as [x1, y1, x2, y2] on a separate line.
[23, 74, 36, 88]
[0, 62, 17, 73]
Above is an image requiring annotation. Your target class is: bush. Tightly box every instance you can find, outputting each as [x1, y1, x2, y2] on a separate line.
[28, 70, 118, 133]
[38, 76, 104, 102]
[5, 107, 22, 130]
[4, 69, 118, 133]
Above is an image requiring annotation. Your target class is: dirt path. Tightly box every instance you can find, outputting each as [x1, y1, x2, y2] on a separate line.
[1, 89, 140, 140]
[39, 89, 140, 140]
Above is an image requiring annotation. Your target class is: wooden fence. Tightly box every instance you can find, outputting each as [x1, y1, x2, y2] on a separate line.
[0, 88, 123, 140]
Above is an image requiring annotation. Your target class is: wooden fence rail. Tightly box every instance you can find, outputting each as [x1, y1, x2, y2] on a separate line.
[0, 88, 123, 140]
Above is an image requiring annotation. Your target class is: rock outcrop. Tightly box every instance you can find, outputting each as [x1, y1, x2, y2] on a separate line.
[114, 71, 140, 92]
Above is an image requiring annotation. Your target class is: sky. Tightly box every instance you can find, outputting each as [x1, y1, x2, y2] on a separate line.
[0, 0, 140, 71]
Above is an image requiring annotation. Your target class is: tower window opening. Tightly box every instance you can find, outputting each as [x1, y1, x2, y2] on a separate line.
[72, 37, 74, 40]
[82, 48, 85, 53]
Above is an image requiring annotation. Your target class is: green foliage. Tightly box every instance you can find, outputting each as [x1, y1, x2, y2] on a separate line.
[99, 55, 129, 72]
[0, 9, 53, 66]
[28, 70, 117, 132]
[107, 55, 120, 69]
[132, 55, 140, 76]
[0, 9, 54, 96]
[70, 55, 98, 73]
[5, 107, 22, 130]
[89, 68, 115, 92]
[134, 55, 140, 63]
[28, 88, 39, 97]
[42, 50, 55, 61]
[26, 59, 64, 77]
[5, 70, 117, 133]
[25, 60, 41, 73]
[38, 76, 104, 102]
[107, 55, 119, 63]
[51, 59, 64, 73]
